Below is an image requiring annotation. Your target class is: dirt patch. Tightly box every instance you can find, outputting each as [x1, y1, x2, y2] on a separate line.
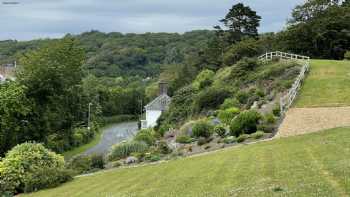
[276, 107, 350, 138]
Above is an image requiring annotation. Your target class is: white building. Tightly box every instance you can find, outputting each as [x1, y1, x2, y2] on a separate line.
[141, 82, 171, 129]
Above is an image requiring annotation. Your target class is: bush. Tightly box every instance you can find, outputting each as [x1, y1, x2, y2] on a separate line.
[223, 136, 237, 144]
[220, 98, 240, 110]
[134, 129, 156, 146]
[223, 39, 262, 66]
[237, 134, 250, 143]
[251, 131, 265, 139]
[230, 58, 260, 79]
[176, 135, 193, 144]
[157, 124, 171, 137]
[158, 141, 172, 154]
[192, 120, 214, 138]
[66, 154, 105, 175]
[194, 87, 231, 112]
[230, 110, 261, 137]
[0, 143, 68, 194]
[236, 91, 250, 104]
[344, 51, 350, 60]
[214, 124, 227, 137]
[23, 168, 73, 193]
[264, 113, 276, 124]
[218, 107, 240, 125]
[192, 69, 215, 90]
[272, 105, 281, 117]
[108, 141, 149, 161]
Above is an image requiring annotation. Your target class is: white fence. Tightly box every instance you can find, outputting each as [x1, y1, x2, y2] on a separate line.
[258, 51, 310, 116]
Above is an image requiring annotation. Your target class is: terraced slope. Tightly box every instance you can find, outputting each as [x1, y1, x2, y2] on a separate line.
[27, 127, 350, 197]
[277, 60, 350, 137]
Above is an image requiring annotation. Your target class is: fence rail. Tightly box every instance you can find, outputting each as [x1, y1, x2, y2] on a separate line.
[258, 51, 310, 116]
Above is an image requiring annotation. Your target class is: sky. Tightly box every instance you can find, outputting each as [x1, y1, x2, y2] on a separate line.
[0, 0, 304, 41]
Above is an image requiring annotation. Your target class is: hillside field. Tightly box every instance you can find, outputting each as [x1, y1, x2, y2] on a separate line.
[27, 127, 350, 197]
[295, 60, 350, 107]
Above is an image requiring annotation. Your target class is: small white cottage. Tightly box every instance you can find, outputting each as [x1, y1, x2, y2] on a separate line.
[141, 82, 171, 129]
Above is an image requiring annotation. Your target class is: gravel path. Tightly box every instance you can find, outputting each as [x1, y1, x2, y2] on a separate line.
[277, 107, 350, 138]
[83, 121, 139, 156]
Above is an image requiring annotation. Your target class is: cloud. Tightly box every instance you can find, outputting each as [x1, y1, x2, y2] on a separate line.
[0, 0, 304, 40]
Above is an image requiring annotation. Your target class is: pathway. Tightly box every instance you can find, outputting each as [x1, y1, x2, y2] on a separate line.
[83, 121, 139, 155]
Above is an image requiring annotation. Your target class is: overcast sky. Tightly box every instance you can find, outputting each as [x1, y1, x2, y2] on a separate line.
[0, 0, 304, 41]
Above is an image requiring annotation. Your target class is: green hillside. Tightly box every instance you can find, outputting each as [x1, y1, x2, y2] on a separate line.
[295, 60, 350, 108]
[27, 127, 350, 197]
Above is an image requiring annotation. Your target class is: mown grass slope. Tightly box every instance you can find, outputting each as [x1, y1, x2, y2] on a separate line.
[27, 127, 350, 197]
[295, 60, 350, 107]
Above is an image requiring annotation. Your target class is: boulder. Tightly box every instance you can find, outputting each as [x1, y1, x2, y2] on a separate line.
[125, 156, 138, 164]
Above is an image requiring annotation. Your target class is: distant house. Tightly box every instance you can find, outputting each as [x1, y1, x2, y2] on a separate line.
[0, 61, 16, 82]
[141, 82, 171, 129]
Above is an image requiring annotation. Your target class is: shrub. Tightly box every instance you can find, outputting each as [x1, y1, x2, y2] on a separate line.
[66, 154, 105, 175]
[176, 135, 193, 144]
[272, 105, 281, 117]
[230, 58, 260, 79]
[149, 155, 161, 162]
[192, 120, 214, 138]
[220, 98, 240, 110]
[344, 51, 350, 60]
[251, 131, 265, 139]
[108, 141, 149, 161]
[158, 141, 172, 154]
[236, 91, 250, 104]
[223, 136, 237, 144]
[23, 168, 73, 193]
[237, 134, 250, 143]
[192, 69, 215, 90]
[223, 39, 262, 66]
[230, 110, 262, 137]
[194, 87, 231, 112]
[265, 113, 276, 124]
[0, 143, 68, 194]
[218, 107, 240, 125]
[157, 124, 171, 137]
[134, 129, 156, 146]
[214, 124, 227, 137]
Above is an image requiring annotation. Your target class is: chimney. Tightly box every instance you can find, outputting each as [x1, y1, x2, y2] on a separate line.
[159, 81, 168, 96]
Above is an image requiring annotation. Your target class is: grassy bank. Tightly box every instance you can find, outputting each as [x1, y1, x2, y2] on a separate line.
[295, 60, 350, 107]
[28, 127, 350, 197]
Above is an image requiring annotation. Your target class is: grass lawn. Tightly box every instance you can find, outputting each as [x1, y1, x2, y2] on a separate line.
[27, 127, 350, 197]
[295, 60, 350, 107]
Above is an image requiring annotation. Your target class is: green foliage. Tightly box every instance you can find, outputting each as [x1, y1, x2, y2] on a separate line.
[194, 87, 231, 113]
[176, 135, 193, 144]
[134, 129, 156, 146]
[192, 69, 215, 90]
[344, 51, 350, 60]
[66, 154, 105, 175]
[192, 120, 214, 138]
[108, 141, 149, 161]
[237, 134, 249, 143]
[230, 110, 261, 137]
[223, 136, 237, 144]
[264, 113, 276, 124]
[230, 58, 259, 79]
[223, 38, 262, 66]
[250, 131, 265, 139]
[218, 107, 240, 125]
[157, 141, 172, 154]
[0, 143, 68, 194]
[214, 124, 227, 137]
[218, 3, 261, 42]
[272, 105, 281, 117]
[220, 98, 240, 110]
[0, 82, 33, 156]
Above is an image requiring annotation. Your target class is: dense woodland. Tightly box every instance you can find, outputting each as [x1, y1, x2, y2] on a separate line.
[0, 0, 349, 195]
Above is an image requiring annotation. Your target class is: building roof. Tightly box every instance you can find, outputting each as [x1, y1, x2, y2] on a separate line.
[145, 94, 171, 111]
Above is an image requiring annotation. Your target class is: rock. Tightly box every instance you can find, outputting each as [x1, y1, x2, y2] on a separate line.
[125, 156, 138, 164]
[251, 101, 259, 109]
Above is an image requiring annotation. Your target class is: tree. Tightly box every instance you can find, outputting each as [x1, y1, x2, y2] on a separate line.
[17, 37, 88, 151]
[0, 82, 33, 156]
[290, 0, 341, 24]
[219, 3, 261, 43]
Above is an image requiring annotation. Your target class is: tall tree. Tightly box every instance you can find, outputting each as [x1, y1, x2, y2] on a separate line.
[219, 3, 261, 43]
